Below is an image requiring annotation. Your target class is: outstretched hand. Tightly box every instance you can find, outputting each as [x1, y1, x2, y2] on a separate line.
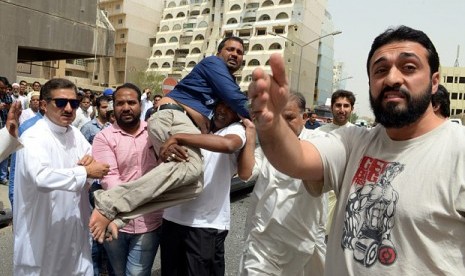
[6, 101, 22, 138]
[248, 53, 289, 131]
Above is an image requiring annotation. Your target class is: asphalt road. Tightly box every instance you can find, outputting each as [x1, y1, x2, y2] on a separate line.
[0, 185, 253, 276]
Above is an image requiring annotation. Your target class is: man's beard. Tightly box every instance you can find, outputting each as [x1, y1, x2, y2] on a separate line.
[370, 82, 432, 128]
[116, 112, 140, 129]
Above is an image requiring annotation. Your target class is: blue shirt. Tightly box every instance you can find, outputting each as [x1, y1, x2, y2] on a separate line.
[0, 93, 13, 129]
[168, 56, 250, 119]
[80, 118, 107, 144]
[305, 120, 321, 130]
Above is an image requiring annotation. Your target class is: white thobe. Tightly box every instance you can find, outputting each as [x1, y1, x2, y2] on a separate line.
[240, 128, 327, 276]
[0, 127, 22, 162]
[13, 116, 93, 276]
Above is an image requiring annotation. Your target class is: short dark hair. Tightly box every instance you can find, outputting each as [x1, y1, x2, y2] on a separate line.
[40, 78, 78, 101]
[19, 80, 27, 86]
[32, 81, 41, 87]
[432, 84, 450, 118]
[367, 25, 440, 76]
[217, 36, 244, 53]
[331, 89, 356, 107]
[95, 95, 110, 109]
[113, 83, 142, 102]
[288, 92, 307, 113]
[153, 94, 163, 100]
[0, 76, 10, 86]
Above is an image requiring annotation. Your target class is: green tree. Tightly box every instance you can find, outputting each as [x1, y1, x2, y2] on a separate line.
[350, 112, 359, 123]
[132, 70, 165, 96]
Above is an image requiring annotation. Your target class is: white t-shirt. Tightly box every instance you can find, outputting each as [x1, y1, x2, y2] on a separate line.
[312, 121, 465, 275]
[163, 122, 246, 230]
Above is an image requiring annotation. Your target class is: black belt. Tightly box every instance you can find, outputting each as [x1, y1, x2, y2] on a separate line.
[157, 103, 185, 113]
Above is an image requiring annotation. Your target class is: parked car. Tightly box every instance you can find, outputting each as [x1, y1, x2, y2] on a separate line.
[230, 175, 255, 193]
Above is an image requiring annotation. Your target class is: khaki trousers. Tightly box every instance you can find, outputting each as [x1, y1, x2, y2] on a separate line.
[94, 109, 203, 226]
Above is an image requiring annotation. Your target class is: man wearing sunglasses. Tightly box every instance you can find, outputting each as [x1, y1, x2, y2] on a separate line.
[13, 78, 110, 275]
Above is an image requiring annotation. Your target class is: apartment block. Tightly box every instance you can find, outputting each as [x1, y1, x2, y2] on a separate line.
[440, 66, 465, 116]
[147, 0, 331, 107]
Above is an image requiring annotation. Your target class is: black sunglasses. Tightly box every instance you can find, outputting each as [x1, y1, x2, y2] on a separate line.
[51, 98, 80, 109]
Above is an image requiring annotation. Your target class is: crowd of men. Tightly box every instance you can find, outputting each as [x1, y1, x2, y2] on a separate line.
[0, 26, 464, 276]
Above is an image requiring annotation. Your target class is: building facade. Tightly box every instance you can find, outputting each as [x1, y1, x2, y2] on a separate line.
[1, 0, 114, 84]
[147, 0, 331, 107]
[440, 66, 465, 117]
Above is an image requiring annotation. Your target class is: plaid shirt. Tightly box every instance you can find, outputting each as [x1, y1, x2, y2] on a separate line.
[0, 93, 13, 129]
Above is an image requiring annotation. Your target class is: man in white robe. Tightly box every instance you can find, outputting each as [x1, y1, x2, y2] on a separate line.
[13, 78, 109, 276]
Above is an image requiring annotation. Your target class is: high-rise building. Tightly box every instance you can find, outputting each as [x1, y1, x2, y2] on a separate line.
[315, 10, 336, 106]
[147, 0, 332, 107]
[440, 66, 465, 116]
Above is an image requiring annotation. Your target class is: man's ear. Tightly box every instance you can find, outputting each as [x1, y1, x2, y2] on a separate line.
[303, 112, 309, 120]
[40, 100, 47, 112]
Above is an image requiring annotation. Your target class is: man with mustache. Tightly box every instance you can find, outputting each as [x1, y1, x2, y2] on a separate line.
[92, 83, 162, 275]
[247, 26, 465, 274]
[90, 36, 250, 243]
[13, 78, 109, 275]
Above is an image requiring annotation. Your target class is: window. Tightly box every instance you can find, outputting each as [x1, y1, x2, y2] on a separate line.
[162, 62, 171, 68]
[230, 4, 241, 11]
[161, 25, 169, 32]
[167, 1, 176, 8]
[118, 19, 123, 24]
[256, 29, 266, 36]
[120, 33, 125, 38]
[259, 14, 271, 21]
[269, 43, 282, 50]
[451, 92, 458, 100]
[65, 70, 72, 76]
[169, 36, 178, 43]
[115, 4, 120, 9]
[251, 44, 264, 51]
[158, 38, 166, 44]
[227, 18, 238, 24]
[173, 24, 182, 30]
[262, 0, 274, 7]
[276, 12, 289, 19]
[165, 13, 173, 19]
[248, 59, 260, 66]
[191, 48, 201, 54]
[446, 76, 454, 83]
[187, 61, 197, 67]
[153, 50, 162, 56]
[166, 49, 175, 55]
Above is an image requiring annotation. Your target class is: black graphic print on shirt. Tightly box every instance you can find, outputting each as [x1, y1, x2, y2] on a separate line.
[341, 156, 404, 267]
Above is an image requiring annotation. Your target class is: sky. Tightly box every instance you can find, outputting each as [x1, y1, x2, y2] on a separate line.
[327, 0, 465, 118]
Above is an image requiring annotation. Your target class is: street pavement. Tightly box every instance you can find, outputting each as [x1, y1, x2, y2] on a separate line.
[0, 183, 252, 276]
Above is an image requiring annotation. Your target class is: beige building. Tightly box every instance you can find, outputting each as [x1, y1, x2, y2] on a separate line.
[440, 66, 465, 116]
[14, 0, 163, 92]
[147, 0, 330, 107]
[0, 0, 114, 87]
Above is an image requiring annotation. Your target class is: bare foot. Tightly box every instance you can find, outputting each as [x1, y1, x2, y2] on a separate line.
[104, 222, 119, 242]
[89, 209, 111, 243]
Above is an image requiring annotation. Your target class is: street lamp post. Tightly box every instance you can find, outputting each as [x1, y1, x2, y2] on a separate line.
[269, 30, 342, 93]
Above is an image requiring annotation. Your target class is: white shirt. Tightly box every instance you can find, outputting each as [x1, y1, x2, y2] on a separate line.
[72, 106, 93, 129]
[19, 108, 38, 125]
[163, 122, 246, 230]
[0, 127, 21, 162]
[240, 128, 326, 275]
[314, 122, 465, 275]
[140, 92, 153, 120]
[13, 117, 93, 275]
